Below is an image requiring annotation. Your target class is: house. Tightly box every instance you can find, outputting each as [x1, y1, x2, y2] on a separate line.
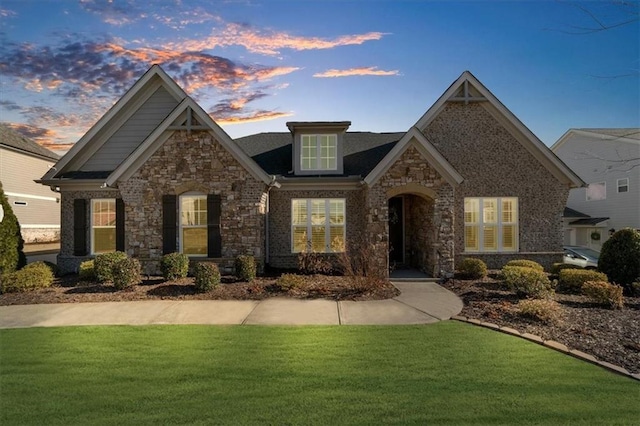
[39, 65, 583, 276]
[552, 128, 640, 250]
[0, 124, 61, 243]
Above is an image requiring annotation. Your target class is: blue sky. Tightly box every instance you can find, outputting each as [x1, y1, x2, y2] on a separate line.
[0, 0, 638, 153]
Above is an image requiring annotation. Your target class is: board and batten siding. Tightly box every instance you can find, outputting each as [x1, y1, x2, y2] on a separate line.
[80, 86, 179, 171]
[553, 133, 640, 231]
[0, 146, 60, 242]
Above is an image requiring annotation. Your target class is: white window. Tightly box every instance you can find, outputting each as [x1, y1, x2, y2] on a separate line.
[464, 197, 518, 253]
[617, 178, 629, 193]
[292, 199, 345, 253]
[91, 199, 116, 254]
[301, 134, 337, 171]
[180, 194, 207, 256]
[586, 182, 606, 201]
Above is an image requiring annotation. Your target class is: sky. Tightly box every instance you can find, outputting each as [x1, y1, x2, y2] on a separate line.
[0, 0, 638, 154]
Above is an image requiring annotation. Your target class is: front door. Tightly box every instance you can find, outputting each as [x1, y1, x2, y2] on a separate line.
[388, 196, 404, 264]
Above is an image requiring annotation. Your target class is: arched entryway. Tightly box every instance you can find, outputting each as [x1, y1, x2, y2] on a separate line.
[387, 184, 437, 276]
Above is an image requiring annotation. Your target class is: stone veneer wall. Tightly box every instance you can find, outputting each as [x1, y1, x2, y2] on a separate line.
[367, 145, 455, 277]
[268, 188, 366, 269]
[405, 195, 434, 270]
[423, 102, 569, 270]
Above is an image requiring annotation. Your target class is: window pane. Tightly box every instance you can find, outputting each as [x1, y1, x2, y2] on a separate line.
[329, 226, 345, 252]
[292, 200, 307, 225]
[464, 199, 479, 223]
[465, 226, 479, 251]
[311, 226, 325, 252]
[182, 228, 207, 255]
[329, 200, 345, 224]
[292, 227, 307, 253]
[301, 135, 317, 170]
[93, 228, 116, 254]
[483, 199, 497, 223]
[502, 225, 517, 251]
[310, 200, 325, 225]
[483, 226, 498, 251]
[502, 198, 515, 223]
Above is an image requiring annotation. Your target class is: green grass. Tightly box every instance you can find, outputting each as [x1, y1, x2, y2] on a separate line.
[1, 322, 637, 425]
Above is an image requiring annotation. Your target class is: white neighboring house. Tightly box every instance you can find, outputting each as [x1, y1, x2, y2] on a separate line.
[0, 124, 61, 243]
[552, 128, 640, 251]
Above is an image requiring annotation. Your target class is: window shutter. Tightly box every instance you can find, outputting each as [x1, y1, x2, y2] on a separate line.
[162, 195, 177, 254]
[207, 194, 222, 258]
[116, 198, 125, 252]
[73, 199, 87, 256]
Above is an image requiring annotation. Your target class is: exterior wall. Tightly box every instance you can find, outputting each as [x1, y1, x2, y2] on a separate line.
[423, 103, 568, 270]
[367, 145, 455, 277]
[268, 187, 366, 269]
[405, 194, 433, 270]
[553, 132, 640, 232]
[0, 147, 60, 243]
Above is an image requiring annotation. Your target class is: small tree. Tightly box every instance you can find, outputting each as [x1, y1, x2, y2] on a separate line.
[0, 181, 26, 274]
[598, 228, 640, 293]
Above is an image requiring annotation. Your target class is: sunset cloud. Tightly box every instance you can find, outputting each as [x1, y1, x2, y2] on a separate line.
[208, 90, 292, 125]
[313, 67, 400, 78]
[79, 0, 143, 26]
[3, 122, 74, 153]
[214, 110, 294, 125]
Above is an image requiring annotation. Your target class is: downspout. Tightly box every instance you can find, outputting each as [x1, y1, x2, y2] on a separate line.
[265, 176, 281, 265]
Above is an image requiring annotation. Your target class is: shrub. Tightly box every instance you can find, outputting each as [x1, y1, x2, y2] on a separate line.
[275, 273, 306, 292]
[111, 257, 141, 290]
[0, 261, 54, 293]
[161, 252, 189, 280]
[235, 255, 256, 282]
[582, 281, 624, 309]
[558, 269, 608, 294]
[78, 260, 96, 281]
[517, 299, 563, 324]
[504, 259, 544, 272]
[550, 263, 582, 275]
[0, 181, 26, 275]
[298, 250, 334, 275]
[94, 251, 128, 283]
[193, 262, 220, 292]
[598, 228, 640, 294]
[501, 266, 554, 299]
[457, 258, 487, 279]
[42, 260, 59, 277]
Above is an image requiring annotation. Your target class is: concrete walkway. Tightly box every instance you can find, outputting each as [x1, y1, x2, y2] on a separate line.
[0, 282, 463, 329]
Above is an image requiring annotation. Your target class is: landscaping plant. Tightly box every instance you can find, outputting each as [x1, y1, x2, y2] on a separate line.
[0, 261, 54, 293]
[111, 257, 141, 290]
[94, 251, 128, 283]
[235, 255, 256, 282]
[0, 182, 26, 275]
[160, 252, 189, 280]
[193, 262, 220, 292]
[558, 269, 608, 294]
[582, 280, 624, 310]
[598, 228, 640, 294]
[457, 258, 487, 279]
[517, 299, 563, 324]
[275, 273, 306, 292]
[550, 263, 582, 275]
[501, 266, 554, 299]
[504, 259, 544, 272]
[78, 260, 96, 281]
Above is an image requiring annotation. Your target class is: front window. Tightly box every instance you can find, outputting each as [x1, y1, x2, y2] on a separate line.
[292, 199, 345, 253]
[301, 134, 337, 171]
[91, 199, 116, 254]
[464, 197, 518, 252]
[617, 178, 629, 193]
[180, 194, 207, 256]
[586, 182, 606, 201]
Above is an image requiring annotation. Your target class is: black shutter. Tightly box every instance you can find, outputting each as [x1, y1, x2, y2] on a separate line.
[116, 198, 125, 252]
[207, 194, 222, 258]
[162, 195, 177, 254]
[73, 199, 87, 256]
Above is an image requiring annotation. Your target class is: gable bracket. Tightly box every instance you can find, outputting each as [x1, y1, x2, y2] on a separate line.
[449, 80, 487, 104]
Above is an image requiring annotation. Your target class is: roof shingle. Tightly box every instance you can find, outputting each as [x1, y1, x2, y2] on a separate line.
[0, 124, 59, 161]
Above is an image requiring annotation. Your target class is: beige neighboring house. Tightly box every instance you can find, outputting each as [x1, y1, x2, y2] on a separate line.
[0, 124, 61, 243]
[552, 128, 640, 251]
[39, 65, 583, 275]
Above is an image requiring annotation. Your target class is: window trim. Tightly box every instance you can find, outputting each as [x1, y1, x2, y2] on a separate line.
[300, 134, 338, 171]
[179, 192, 208, 257]
[617, 178, 629, 193]
[291, 198, 346, 253]
[586, 181, 606, 201]
[464, 197, 519, 253]
[91, 198, 116, 255]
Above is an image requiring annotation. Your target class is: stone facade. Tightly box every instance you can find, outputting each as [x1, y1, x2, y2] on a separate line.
[423, 103, 568, 270]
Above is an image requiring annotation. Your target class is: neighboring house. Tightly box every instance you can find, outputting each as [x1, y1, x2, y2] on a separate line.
[39, 65, 583, 276]
[552, 129, 640, 251]
[0, 124, 61, 243]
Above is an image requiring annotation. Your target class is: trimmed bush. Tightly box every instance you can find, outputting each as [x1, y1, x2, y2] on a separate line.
[558, 269, 608, 294]
[42, 261, 59, 277]
[598, 228, 640, 294]
[275, 273, 306, 292]
[95, 251, 128, 283]
[161, 252, 189, 280]
[193, 262, 220, 292]
[235, 255, 256, 282]
[550, 263, 582, 275]
[502, 266, 553, 299]
[0, 261, 54, 293]
[0, 181, 26, 275]
[457, 258, 487, 279]
[78, 260, 96, 281]
[582, 281, 624, 309]
[517, 299, 563, 324]
[504, 259, 544, 272]
[111, 257, 141, 290]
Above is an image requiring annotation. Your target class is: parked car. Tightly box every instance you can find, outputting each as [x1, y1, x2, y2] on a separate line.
[563, 246, 600, 269]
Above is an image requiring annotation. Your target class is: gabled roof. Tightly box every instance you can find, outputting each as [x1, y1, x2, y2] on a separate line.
[415, 71, 585, 188]
[364, 127, 464, 187]
[563, 207, 590, 218]
[551, 128, 640, 152]
[569, 217, 609, 226]
[0, 124, 59, 161]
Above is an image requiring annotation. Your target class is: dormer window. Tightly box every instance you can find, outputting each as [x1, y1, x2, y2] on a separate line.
[288, 121, 350, 176]
[301, 134, 337, 171]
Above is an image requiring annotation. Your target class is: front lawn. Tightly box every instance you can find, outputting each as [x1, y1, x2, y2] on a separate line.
[1, 323, 637, 425]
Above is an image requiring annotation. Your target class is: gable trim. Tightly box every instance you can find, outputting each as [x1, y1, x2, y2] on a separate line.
[551, 128, 640, 153]
[364, 127, 464, 187]
[415, 71, 584, 189]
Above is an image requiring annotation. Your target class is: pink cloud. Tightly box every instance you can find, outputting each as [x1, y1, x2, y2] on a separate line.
[314, 67, 400, 78]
